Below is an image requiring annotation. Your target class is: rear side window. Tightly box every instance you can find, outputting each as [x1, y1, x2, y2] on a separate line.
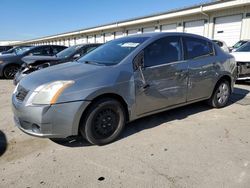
[183, 37, 214, 60]
[144, 36, 182, 67]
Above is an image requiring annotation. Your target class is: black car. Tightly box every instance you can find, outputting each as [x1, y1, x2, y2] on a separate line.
[13, 44, 102, 85]
[0, 46, 31, 55]
[0, 46, 13, 53]
[0, 45, 67, 79]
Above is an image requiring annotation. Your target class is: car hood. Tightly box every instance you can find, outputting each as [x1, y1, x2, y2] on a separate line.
[22, 55, 60, 65]
[231, 52, 250, 62]
[19, 61, 110, 91]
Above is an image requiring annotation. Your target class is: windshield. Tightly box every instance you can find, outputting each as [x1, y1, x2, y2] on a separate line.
[235, 42, 250, 52]
[233, 41, 247, 49]
[16, 46, 34, 55]
[78, 37, 149, 65]
[56, 45, 82, 58]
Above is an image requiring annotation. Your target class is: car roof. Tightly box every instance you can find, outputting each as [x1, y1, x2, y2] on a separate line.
[125, 32, 212, 41]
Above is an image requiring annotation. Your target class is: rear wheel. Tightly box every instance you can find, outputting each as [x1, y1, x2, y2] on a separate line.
[80, 98, 126, 145]
[3, 65, 19, 79]
[208, 80, 231, 108]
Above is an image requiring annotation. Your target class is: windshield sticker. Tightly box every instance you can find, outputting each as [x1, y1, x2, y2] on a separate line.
[120, 42, 140, 48]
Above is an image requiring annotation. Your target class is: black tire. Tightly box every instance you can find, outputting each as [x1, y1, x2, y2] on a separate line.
[3, 65, 19, 79]
[208, 80, 231, 108]
[80, 98, 126, 145]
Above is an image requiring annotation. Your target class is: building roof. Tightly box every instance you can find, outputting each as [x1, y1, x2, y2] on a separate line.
[15, 0, 249, 44]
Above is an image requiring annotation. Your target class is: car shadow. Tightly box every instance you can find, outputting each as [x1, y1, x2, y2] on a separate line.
[230, 86, 250, 104]
[0, 130, 7, 156]
[52, 86, 250, 147]
[50, 136, 92, 147]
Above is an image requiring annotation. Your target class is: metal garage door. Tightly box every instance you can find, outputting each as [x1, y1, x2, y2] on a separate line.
[115, 31, 124, 39]
[75, 37, 81, 45]
[184, 20, 205, 36]
[96, 35, 104, 43]
[214, 15, 242, 47]
[127, 29, 138, 36]
[69, 38, 75, 46]
[143, 27, 155, 33]
[104, 33, 114, 42]
[87, 36, 95, 43]
[161, 24, 177, 32]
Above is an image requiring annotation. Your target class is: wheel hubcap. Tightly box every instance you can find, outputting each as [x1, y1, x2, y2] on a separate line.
[93, 108, 119, 139]
[5, 66, 19, 78]
[217, 83, 229, 104]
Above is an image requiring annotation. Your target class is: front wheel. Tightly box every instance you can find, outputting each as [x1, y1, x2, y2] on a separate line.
[208, 80, 231, 108]
[3, 65, 19, 79]
[80, 98, 126, 145]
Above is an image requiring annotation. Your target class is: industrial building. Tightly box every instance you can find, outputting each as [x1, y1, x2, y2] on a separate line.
[14, 0, 250, 47]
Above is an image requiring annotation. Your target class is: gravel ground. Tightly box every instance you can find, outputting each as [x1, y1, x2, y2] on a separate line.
[0, 79, 250, 188]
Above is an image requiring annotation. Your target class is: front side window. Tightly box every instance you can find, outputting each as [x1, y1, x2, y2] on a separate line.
[144, 36, 182, 67]
[79, 37, 149, 65]
[183, 37, 214, 60]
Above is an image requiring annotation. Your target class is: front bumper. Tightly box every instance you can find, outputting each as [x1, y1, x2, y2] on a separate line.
[237, 62, 250, 80]
[12, 94, 90, 138]
[13, 71, 27, 85]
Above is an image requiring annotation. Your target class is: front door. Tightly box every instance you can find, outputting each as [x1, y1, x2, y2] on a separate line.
[134, 36, 188, 116]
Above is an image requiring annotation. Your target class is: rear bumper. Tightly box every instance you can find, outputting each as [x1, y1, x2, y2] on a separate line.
[12, 94, 91, 138]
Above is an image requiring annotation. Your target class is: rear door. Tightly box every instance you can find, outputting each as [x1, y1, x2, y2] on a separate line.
[134, 36, 188, 115]
[183, 36, 216, 101]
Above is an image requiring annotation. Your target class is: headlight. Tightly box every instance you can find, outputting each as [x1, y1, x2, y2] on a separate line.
[26, 80, 74, 105]
[0, 60, 4, 64]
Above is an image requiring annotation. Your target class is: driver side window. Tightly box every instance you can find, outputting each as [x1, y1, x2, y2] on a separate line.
[144, 36, 182, 67]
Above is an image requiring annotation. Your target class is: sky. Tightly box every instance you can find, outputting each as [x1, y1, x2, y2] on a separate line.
[0, 0, 210, 41]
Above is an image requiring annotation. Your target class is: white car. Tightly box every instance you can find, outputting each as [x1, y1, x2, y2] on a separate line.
[212, 40, 229, 53]
[231, 42, 250, 80]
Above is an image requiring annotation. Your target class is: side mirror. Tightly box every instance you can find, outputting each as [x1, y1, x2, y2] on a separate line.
[73, 54, 81, 59]
[133, 51, 144, 71]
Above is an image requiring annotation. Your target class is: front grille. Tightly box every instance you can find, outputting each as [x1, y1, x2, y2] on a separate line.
[16, 85, 29, 102]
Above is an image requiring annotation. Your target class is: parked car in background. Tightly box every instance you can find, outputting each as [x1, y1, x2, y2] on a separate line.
[0, 46, 31, 55]
[212, 40, 229, 52]
[0, 46, 13, 53]
[14, 44, 102, 85]
[12, 33, 237, 145]
[0, 45, 67, 79]
[230, 40, 249, 52]
[231, 41, 250, 80]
